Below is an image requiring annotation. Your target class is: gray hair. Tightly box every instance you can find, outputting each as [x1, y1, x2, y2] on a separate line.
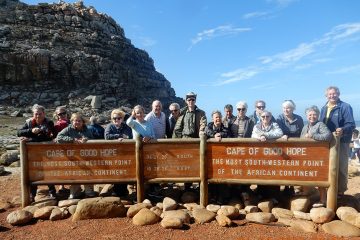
[32, 104, 45, 113]
[224, 104, 233, 112]
[89, 116, 98, 124]
[305, 105, 320, 116]
[325, 86, 340, 96]
[282, 100, 296, 110]
[236, 101, 248, 109]
[169, 102, 180, 110]
[212, 110, 222, 118]
[261, 110, 272, 117]
[254, 100, 266, 108]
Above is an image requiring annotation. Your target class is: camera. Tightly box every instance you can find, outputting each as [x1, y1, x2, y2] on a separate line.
[39, 125, 48, 134]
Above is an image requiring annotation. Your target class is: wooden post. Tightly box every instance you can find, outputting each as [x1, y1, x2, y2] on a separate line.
[136, 136, 144, 203]
[200, 134, 208, 207]
[327, 134, 339, 211]
[20, 140, 30, 207]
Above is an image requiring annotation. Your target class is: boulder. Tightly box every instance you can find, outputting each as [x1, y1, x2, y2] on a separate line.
[72, 197, 126, 221]
[289, 219, 317, 233]
[192, 209, 216, 224]
[127, 202, 152, 218]
[206, 204, 221, 213]
[58, 199, 80, 208]
[257, 200, 274, 213]
[293, 210, 311, 221]
[271, 207, 294, 219]
[290, 196, 311, 212]
[132, 208, 160, 226]
[50, 207, 64, 221]
[310, 207, 335, 224]
[246, 212, 275, 224]
[33, 206, 56, 220]
[7, 210, 33, 225]
[216, 214, 232, 227]
[322, 220, 360, 237]
[162, 197, 177, 211]
[217, 205, 240, 219]
[161, 217, 183, 229]
[162, 210, 191, 224]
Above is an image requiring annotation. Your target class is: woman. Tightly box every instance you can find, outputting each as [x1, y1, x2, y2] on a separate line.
[105, 109, 133, 197]
[56, 113, 96, 199]
[53, 106, 70, 137]
[276, 100, 304, 140]
[205, 110, 229, 141]
[105, 109, 133, 141]
[17, 104, 56, 202]
[126, 105, 155, 142]
[300, 105, 332, 207]
[251, 110, 283, 198]
[252, 110, 283, 141]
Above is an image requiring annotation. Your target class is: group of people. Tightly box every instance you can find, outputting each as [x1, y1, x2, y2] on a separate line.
[18, 86, 356, 206]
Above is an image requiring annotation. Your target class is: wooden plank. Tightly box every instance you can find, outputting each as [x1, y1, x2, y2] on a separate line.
[207, 141, 330, 182]
[27, 142, 136, 182]
[20, 140, 30, 207]
[143, 142, 200, 179]
[327, 134, 339, 211]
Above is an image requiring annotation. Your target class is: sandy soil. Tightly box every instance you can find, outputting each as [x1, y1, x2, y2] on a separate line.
[1, 166, 360, 240]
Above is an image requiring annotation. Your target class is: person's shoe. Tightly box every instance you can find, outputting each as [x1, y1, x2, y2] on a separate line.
[69, 185, 83, 199]
[84, 185, 97, 198]
[312, 202, 325, 208]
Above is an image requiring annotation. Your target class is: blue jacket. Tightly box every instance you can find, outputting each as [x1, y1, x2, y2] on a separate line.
[319, 99, 355, 143]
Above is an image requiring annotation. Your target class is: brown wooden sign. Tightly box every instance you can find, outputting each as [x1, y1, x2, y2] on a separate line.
[27, 142, 136, 181]
[207, 141, 330, 181]
[143, 143, 200, 179]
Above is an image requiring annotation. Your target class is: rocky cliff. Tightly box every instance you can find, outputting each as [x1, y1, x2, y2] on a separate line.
[0, 0, 182, 112]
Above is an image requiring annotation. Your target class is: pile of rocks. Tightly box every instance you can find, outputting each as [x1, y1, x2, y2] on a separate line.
[5, 187, 360, 237]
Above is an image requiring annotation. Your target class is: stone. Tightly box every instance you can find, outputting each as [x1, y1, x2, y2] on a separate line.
[336, 206, 358, 220]
[293, 210, 311, 221]
[0, 150, 19, 165]
[216, 214, 232, 227]
[162, 197, 177, 211]
[33, 199, 58, 208]
[91, 96, 102, 109]
[192, 208, 216, 224]
[6, 210, 33, 225]
[132, 208, 160, 226]
[183, 203, 204, 211]
[0, 166, 5, 175]
[33, 206, 56, 219]
[161, 217, 183, 229]
[22, 205, 39, 215]
[217, 205, 240, 219]
[271, 207, 294, 219]
[58, 199, 80, 208]
[50, 207, 63, 221]
[72, 197, 126, 221]
[289, 219, 317, 233]
[156, 202, 163, 210]
[150, 206, 162, 217]
[246, 212, 275, 224]
[290, 196, 311, 212]
[244, 205, 259, 213]
[322, 220, 360, 237]
[277, 217, 292, 226]
[206, 204, 221, 213]
[162, 210, 191, 224]
[68, 205, 77, 215]
[127, 202, 152, 218]
[310, 207, 335, 224]
[257, 200, 274, 213]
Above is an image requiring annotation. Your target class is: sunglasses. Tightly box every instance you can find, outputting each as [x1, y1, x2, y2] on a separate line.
[187, 98, 196, 102]
[256, 106, 265, 109]
[261, 115, 270, 118]
[170, 109, 179, 112]
[112, 117, 122, 120]
[57, 112, 66, 116]
[237, 108, 246, 111]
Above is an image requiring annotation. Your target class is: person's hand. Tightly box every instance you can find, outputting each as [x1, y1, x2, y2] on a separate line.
[335, 128, 343, 137]
[74, 137, 87, 143]
[32, 127, 41, 134]
[281, 135, 288, 140]
[214, 133, 222, 142]
[20, 137, 30, 142]
[143, 136, 151, 142]
[260, 135, 267, 142]
[117, 138, 124, 142]
[304, 133, 312, 139]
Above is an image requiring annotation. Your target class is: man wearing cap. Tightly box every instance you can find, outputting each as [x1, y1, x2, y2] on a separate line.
[173, 92, 207, 138]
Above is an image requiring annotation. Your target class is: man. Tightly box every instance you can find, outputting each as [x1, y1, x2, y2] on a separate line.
[173, 92, 207, 138]
[249, 100, 275, 124]
[17, 104, 57, 202]
[173, 92, 207, 191]
[167, 102, 180, 138]
[223, 104, 237, 129]
[320, 86, 355, 195]
[87, 116, 105, 139]
[230, 101, 255, 138]
[145, 100, 169, 139]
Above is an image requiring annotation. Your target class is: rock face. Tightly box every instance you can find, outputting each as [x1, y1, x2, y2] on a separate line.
[0, 0, 182, 110]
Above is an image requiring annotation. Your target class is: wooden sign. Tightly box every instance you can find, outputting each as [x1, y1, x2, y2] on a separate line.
[207, 141, 330, 181]
[143, 143, 200, 179]
[27, 142, 136, 182]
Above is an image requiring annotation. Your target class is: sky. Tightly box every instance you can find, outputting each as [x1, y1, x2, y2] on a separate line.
[23, 0, 360, 121]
